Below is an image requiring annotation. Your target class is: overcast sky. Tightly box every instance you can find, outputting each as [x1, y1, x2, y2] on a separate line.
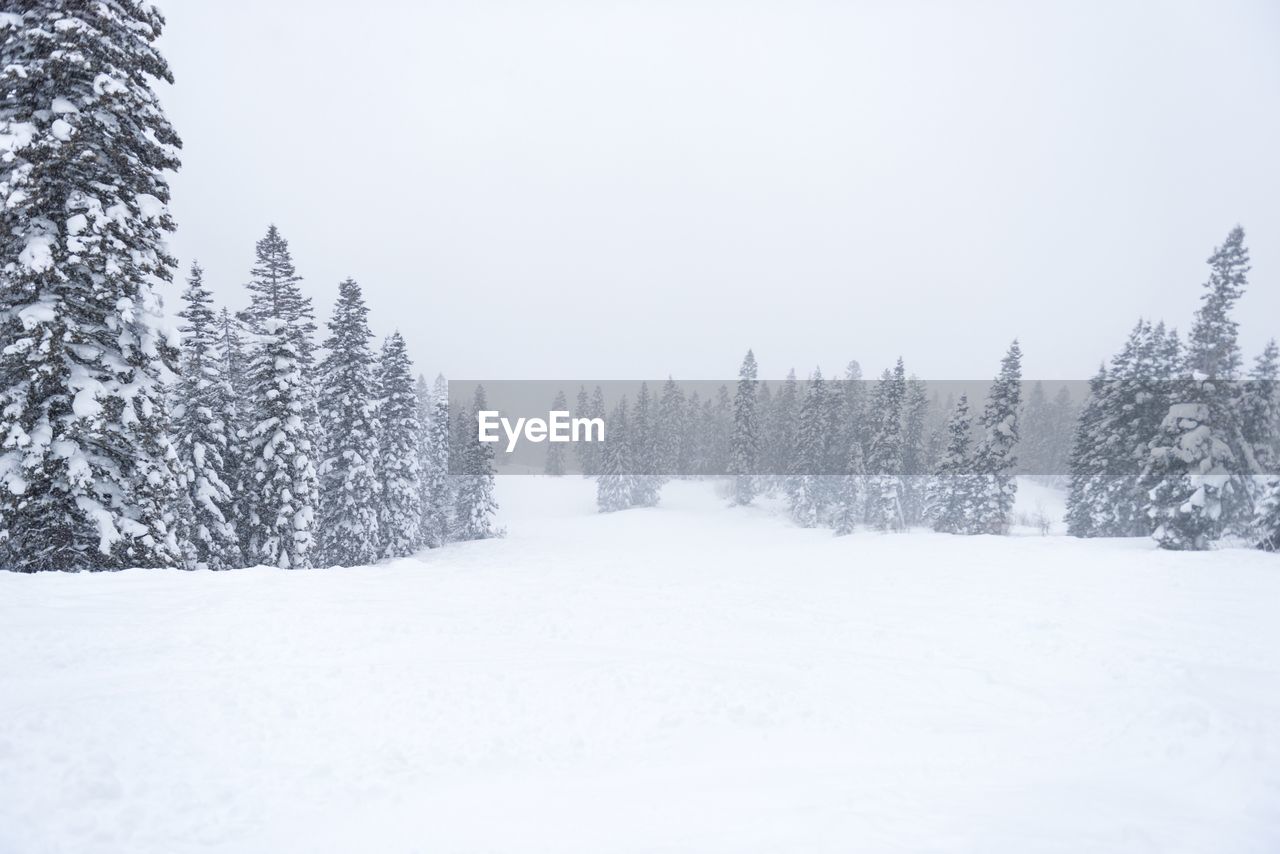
[154, 0, 1280, 381]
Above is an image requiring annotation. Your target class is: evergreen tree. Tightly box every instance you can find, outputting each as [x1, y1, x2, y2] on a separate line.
[597, 398, 635, 512]
[241, 225, 317, 379]
[832, 441, 865, 536]
[0, 1, 185, 570]
[315, 278, 381, 566]
[789, 368, 829, 527]
[657, 377, 686, 477]
[900, 375, 930, 526]
[419, 374, 452, 547]
[376, 332, 423, 558]
[1240, 340, 1279, 498]
[971, 341, 1023, 534]
[1145, 228, 1250, 549]
[730, 350, 760, 504]
[454, 385, 499, 540]
[865, 361, 907, 531]
[244, 318, 318, 567]
[173, 262, 241, 569]
[630, 382, 661, 506]
[545, 390, 569, 475]
[928, 394, 978, 534]
[756, 381, 774, 487]
[1256, 477, 1280, 551]
[1065, 367, 1110, 537]
[219, 308, 252, 558]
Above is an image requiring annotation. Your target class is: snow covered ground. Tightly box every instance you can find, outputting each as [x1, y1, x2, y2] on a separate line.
[2, 478, 1278, 853]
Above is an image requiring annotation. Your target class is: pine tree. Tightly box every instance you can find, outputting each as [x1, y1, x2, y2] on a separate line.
[1255, 477, 1280, 551]
[1145, 228, 1250, 549]
[315, 278, 382, 566]
[545, 390, 569, 475]
[454, 385, 500, 540]
[173, 262, 241, 569]
[219, 308, 252, 559]
[630, 382, 661, 506]
[1065, 367, 1110, 537]
[971, 341, 1023, 534]
[419, 374, 452, 547]
[900, 375, 930, 526]
[832, 441, 865, 536]
[376, 332, 423, 558]
[245, 318, 318, 567]
[928, 394, 978, 534]
[865, 361, 907, 531]
[756, 381, 774, 487]
[597, 398, 635, 512]
[1243, 341, 1280, 471]
[0, 2, 185, 570]
[837, 360, 868, 473]
[789, 368, 829, 527]
[657, 377, 686, 477]
[242, 225, 317, 379]
[730, 350, 760, 504]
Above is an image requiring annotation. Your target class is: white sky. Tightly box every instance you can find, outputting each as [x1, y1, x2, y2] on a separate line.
[155, 0, 1280, 381]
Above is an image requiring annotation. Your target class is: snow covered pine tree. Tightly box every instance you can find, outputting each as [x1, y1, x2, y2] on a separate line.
[315, 278, 382, 566]
[597, 398, 635, 512]
[865, 360, 907, 531]
[730, 350, 760, 505]
[417, 374, 452, 548]
[788, 368, 829, 527]
[453, 385, 499, 539]
[174, 262, 241, 569]
[1143, 227, 1251, 550]
[928, 394, 977, 534]
[239, 225, 319, 567]
[0, 2, 186, 570]
[376, 332, 423, 558]
[970, 341, 1023, 535]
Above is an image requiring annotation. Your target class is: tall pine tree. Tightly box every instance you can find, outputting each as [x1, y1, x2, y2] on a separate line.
[0, 1, 186, 570]
[315, 278, 381, 566]
[730, 350, 760, 505]
[376, 332, 423, 558]
[1144, 228, 1249, 549]
[453, 385, 499, 540]
[174, 262, 240, 569]
[970, 341, 1023, 535]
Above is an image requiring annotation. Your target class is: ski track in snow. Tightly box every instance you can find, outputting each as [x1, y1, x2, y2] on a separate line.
[1, 478, 1278, 853]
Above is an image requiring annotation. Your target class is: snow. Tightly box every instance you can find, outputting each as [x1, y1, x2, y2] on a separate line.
[18, 232, 54, 272]
[50, 119, 73, 142]
[1, 477, 1278, 853]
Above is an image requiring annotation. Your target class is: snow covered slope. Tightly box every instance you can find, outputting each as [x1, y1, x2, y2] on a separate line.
[1, 478, 1278, 853]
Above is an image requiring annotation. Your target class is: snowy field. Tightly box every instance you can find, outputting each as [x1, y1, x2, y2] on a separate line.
[2, 478, 1278, 854]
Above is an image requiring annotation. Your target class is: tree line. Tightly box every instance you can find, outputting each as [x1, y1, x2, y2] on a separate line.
[570, 226, 1278, 550]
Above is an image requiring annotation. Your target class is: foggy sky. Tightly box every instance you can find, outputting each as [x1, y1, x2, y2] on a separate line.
[154, 0, 1280, 382]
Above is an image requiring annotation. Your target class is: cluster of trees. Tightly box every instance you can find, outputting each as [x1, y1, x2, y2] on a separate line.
[170, 230, 498, 571]
[576, 345, 1034, 538]
[1067, 227, 1280, 551]
[0, 5, 495, 570]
